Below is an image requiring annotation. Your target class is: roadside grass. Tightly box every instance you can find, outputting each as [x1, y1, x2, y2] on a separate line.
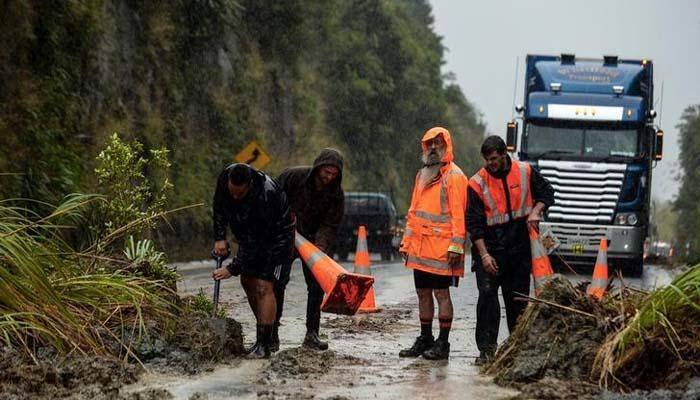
[0, 194, 175, 362]
[594, 265, 700, 389]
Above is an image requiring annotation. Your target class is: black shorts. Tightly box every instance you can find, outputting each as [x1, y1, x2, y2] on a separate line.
[240, 262, 292, 283]
[413, 269, 459, 289]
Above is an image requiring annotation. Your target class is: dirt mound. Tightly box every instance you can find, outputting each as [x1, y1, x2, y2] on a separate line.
[0, 313, 244, 399]
[487, 277, 608, 385]
[269, 347, 367, 378]
[139, 314, 244, 374]
[485, 273, 700, 398]
[508, 377, 600, 400]
[0, 348, 143, 400]
[598, 378, 700, 400]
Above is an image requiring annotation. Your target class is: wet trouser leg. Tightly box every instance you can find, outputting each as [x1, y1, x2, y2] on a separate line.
[501, 252, 531, 333]
[475, 258, 502, 355]
[302, 261, 325, 332]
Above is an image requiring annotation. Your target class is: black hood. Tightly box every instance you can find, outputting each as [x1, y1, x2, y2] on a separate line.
[306, 148, 344, 188]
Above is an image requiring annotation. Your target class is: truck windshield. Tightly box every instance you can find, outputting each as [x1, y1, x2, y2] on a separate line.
[524, 121, 641, 159]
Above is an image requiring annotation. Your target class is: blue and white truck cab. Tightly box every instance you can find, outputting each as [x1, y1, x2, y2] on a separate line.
[506, 54, 664, 276]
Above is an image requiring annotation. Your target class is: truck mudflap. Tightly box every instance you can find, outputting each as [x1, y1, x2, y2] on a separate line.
[540, 222, 644, 264]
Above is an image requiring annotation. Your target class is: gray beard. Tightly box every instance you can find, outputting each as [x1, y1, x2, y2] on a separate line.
[419, 150, 443, 186]
[419, 164, 441, 186]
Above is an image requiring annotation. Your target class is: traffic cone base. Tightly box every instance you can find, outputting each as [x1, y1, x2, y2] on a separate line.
[296, 233, 374, 315]
[320, 272, 375, 314]
[357, 286, 381, 313]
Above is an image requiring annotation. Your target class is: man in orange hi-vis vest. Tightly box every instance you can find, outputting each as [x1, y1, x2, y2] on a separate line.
[467, 136, 554, 365]
[398, 127, 468, 360]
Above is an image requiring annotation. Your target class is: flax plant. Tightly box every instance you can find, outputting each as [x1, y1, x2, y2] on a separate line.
[594, 265, 700, 388]
[0, 195, 174, 361]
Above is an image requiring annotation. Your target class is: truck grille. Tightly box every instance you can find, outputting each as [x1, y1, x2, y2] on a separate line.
[547, 223, 608, 247]
[538, 160, 626, 223]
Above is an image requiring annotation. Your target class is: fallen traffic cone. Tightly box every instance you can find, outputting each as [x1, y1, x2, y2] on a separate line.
[354, 226, 380, 313]
[587, 237, 608, 300]
[295, 232, 375, 315]
[529, 226, 554, 297]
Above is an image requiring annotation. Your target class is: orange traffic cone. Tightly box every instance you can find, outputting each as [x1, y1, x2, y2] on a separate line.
[295, 232, 375, 315]
[530, 226, 554, 297]
[587, 237, 608, 300]
[354, 226, 380, 313]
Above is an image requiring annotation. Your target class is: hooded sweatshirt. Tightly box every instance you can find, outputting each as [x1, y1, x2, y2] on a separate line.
[277, 148, 345, 253]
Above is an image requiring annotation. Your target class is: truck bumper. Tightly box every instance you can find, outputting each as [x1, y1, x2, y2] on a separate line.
[540, 222, 644, 267]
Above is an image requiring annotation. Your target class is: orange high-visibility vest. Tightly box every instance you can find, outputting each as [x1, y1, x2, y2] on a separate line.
[401, 127, 468, 277]
[469, 160, 533, 226]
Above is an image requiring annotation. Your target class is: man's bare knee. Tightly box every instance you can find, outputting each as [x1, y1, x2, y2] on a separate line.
[433, 289, 451, 302]
[255, 281, 274, 297]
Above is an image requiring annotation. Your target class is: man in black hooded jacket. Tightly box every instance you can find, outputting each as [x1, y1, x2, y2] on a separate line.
[274, 148, 345, 351]
[212, 163, 295, 358]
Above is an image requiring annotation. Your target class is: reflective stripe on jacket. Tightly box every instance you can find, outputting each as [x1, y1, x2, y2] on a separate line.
[468, 160, 533, 226]
[401, 127, 468, 277]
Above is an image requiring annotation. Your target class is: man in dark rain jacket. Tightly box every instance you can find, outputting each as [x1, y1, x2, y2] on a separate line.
[467, 135, 554, 365]
[212, 163, 295, 359]
[274, 148, 345, 351]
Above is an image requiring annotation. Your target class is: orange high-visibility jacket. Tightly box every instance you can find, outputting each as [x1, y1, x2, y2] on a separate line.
[400, 127, 468, 277]
[469, 159, 533, 226]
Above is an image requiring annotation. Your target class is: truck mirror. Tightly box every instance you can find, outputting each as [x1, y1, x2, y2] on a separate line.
[654, 129, 664, 161]
[506, 120, 518, 152]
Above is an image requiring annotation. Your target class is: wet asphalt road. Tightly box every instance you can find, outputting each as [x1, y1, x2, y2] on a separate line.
[127, 256, 678, 400]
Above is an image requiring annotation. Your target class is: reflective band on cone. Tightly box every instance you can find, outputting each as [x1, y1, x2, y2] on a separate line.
[295, 232, 374, 315]
[587, 237, 608, 300]
[530, 226, 554, 297]
[354, 225, 380, 313]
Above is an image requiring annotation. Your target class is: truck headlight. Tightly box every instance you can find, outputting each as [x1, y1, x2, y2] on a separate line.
[615, 212, 638, 226]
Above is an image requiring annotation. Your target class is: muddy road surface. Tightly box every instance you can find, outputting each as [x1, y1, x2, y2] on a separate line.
[124, 256, 677, 400]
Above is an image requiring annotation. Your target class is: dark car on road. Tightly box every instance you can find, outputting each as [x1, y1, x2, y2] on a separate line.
[335, 192, 403, 262]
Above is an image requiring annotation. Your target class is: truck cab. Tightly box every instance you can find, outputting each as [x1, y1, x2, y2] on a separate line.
[507, 54, 664, 276]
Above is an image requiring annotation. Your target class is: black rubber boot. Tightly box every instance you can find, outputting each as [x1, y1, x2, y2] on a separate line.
[302, 330, 329, 350]
[399, 335, 434, 357]
[303, 311, 328, 350]
[246, 324, 272, 359]
[270, 323, 280, 353]
[422, 339, 450, 360]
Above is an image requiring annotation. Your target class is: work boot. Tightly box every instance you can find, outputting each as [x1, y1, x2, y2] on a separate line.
[302, 330, 329, 351]
[422, 339, 450, 360]
[270, 323, 280, 353]
[246, 325, 272, 359]
[473, 350, 494, 366]
[399, 335, 434, 357]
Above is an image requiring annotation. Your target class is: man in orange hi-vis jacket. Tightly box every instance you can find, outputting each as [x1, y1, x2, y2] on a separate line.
[398, 127, 468, 360]
[467, 135, 554, 365]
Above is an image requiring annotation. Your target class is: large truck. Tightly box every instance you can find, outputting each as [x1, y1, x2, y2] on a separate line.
[506, 54, 664, 276]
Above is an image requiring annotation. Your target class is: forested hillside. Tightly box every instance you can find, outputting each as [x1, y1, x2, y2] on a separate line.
[0, 0, 486, 259]
[675, 105, 700, 263]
